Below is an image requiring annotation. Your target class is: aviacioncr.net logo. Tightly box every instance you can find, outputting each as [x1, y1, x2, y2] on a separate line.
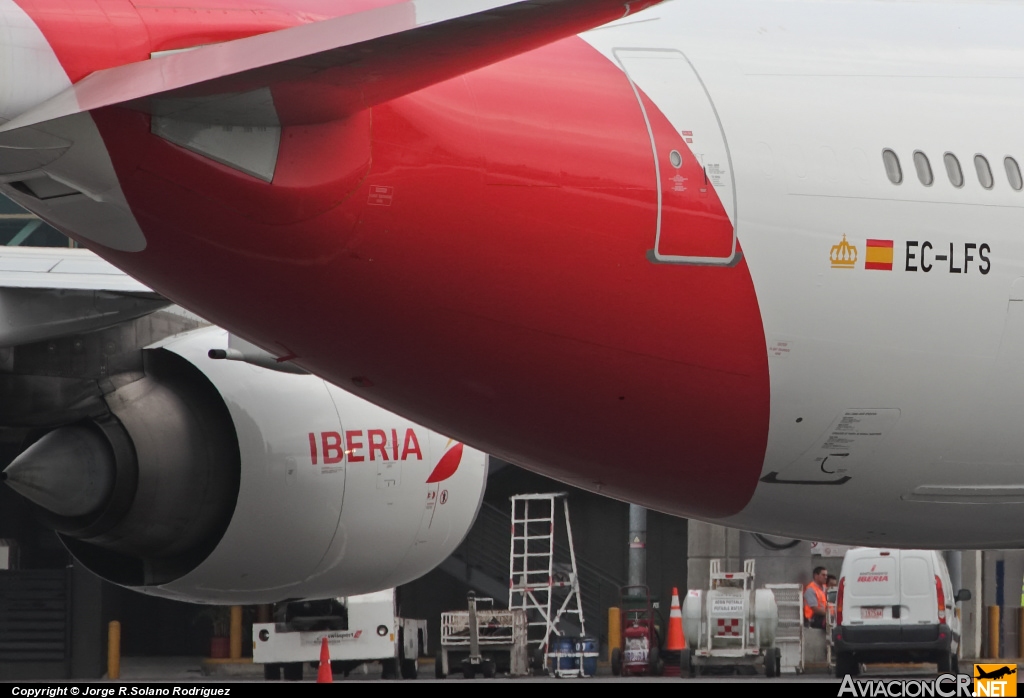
[974, 664, 1017, 697]
[838, 674, 972, 697]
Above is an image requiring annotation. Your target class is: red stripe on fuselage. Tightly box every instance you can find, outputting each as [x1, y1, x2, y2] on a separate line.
[86, 36, 769, 518]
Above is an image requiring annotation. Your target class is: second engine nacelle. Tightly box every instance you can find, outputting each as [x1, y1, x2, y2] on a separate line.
[4, 325, 487, 603]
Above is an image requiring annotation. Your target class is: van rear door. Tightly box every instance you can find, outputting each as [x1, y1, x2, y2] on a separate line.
[898, 551, 938, 631]
[844, 550, 900, 625]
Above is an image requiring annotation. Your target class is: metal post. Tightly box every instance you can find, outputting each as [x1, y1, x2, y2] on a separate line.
[230, 606, 243, 660]
[628, 504, 647, 587]
[107, 621, 120, 680]
[1018, 607, 1024, 660]
[468, 592, 480, 663]
[988, 605, 1000, 658]
[608, 606, 621, 658]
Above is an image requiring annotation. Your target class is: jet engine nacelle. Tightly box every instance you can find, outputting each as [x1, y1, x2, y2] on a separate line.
[5, 326, 486, 603]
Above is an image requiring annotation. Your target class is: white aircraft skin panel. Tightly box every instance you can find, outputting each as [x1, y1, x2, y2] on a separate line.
[585, 2, 1024, 545]
[0, 0, 70, 123]
[0, 245, 151, 291]
[328, 390, 487, 593]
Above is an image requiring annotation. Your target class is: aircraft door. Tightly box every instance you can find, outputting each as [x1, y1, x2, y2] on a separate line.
[615, 49, 738, 265]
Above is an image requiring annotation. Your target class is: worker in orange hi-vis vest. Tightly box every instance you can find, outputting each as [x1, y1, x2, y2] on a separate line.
[804, 566, 829, 630]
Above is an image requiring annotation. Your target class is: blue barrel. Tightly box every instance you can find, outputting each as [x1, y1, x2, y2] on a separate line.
[550, 635, 577, 672]
[574, 636, 598, 677]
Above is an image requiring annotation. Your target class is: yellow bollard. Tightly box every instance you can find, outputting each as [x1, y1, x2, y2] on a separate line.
[107, 621, 121, 680]
[230, 606, 243, 660]
[607, 607, 621, 658]
[1018, 607, 1024, 660]
[987, 605, 1000, 659]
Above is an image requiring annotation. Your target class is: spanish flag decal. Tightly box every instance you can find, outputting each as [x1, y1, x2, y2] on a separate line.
[865, 239, 894, 270]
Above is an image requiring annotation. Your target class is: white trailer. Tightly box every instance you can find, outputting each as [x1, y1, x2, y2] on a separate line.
[253, 589, 427, 680]
[682, 560, 781, 678]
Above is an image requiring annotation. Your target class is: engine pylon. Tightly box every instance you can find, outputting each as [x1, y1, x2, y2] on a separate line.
[317, 637, 332, 683]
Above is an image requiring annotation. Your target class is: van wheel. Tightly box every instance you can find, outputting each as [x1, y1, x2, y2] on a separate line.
[951, 654, 959, 675]
[937, 651, 953, 674]
[835, 653, 856, 677]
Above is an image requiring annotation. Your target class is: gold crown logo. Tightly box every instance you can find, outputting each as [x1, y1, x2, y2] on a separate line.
[830, 234, 857, 269]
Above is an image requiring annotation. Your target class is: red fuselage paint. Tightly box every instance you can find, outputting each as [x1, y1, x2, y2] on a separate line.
[15, 1, 770, 518]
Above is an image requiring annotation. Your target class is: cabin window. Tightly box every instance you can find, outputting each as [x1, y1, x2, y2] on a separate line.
[882, 149, 902, 184]
[913, 151, 933, 186]
[1005, 157, 1023, 191]
[975, 155, 994, 189]
[944, 153, 964, 188]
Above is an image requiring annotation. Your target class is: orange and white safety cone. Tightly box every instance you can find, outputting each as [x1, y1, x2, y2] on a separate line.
[663, 587, 687, 677]
[317, 636, 333, 683]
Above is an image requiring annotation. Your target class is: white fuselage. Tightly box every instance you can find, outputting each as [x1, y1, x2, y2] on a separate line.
[587, 1, 1024, 545]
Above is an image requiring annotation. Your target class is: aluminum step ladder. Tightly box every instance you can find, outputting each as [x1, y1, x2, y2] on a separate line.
[766, 583, 804, 674]
[507, 493, 585, 666]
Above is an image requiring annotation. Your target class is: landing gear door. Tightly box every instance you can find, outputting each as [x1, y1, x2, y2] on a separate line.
[615, 49, 738, 265]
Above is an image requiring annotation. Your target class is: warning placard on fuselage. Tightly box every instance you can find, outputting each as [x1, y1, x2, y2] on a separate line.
[771, 409, 901, 484]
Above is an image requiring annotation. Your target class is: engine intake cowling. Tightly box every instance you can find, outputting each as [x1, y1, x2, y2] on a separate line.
[4, 326, 487, 603]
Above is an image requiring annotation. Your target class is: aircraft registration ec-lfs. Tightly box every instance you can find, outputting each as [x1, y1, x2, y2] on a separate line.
[0, 0, 1020, 547]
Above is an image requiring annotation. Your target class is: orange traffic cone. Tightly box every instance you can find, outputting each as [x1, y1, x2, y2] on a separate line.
[317, 637, 333, 683]
[667, 587, 686, 651]
[663, 587, 687, 677]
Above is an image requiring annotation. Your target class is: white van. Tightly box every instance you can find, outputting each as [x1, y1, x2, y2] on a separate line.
[832, 548, 971, 676]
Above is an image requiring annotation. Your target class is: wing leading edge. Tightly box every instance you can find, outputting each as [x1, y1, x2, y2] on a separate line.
[0, 247, 167, 347]
[1, 0, 664, 132]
